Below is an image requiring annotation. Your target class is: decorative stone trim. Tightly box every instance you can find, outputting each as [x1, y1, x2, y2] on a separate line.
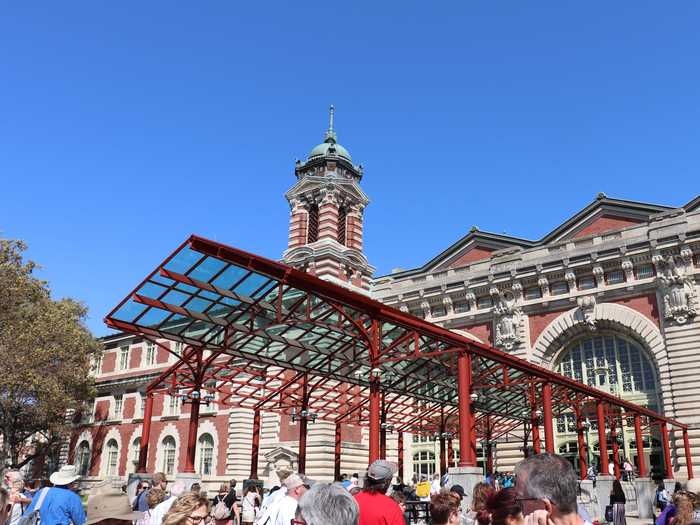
[99, 427, 123, 478]
[195, 419, 220, 478]
[154, 423, 181, 476]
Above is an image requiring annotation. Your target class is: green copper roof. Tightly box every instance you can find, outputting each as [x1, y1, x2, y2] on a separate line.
[307, 105, 353, 162]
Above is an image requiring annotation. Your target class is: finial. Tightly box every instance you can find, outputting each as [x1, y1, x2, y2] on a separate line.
[324, 105, 337, 143]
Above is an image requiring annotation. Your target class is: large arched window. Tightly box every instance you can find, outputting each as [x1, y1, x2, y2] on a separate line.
[161, 436, 176, 475]
[76, 441, 91, 476]
[198, 434, 214, 476]
[105, 439, 119, 477]
[412, 451, 436, 477]
[556, 334, 659, 406]
[131, 438, 141, 466]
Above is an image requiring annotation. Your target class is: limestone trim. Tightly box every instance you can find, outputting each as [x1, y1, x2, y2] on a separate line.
[125, 427, 142, 474]
[154, 423, 181, 477]
[99, 427, 123, 478]
[530, 302, 666, 372]
[194, 419, 219, 478]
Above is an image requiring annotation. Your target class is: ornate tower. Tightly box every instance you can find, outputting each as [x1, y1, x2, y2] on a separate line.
[283, 106, 374, 291]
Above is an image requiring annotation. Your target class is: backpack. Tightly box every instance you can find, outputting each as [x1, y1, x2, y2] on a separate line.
[17, 488, 50, 525]
[212, 496, 231, 521]
[416, 481, 431, 498]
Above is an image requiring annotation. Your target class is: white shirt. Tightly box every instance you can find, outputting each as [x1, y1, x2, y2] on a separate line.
[273, 495, 298, 525]
[430, 479, 441, 495]
[256, 488, 287, 525]
[150, 495, 177, 525]
[608, 463, 615, 476]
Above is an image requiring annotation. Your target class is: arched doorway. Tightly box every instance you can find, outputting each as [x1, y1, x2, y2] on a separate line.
[553, 332, 663, 475]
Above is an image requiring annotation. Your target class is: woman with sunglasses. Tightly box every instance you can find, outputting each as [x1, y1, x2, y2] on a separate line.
[163, 492, 211, 525]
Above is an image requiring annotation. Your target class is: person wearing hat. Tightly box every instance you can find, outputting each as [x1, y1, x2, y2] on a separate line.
[354, 460, 404, 525]
[271, 474, 309, 525]
[22, 465, 86, 525]
[85, 488, 145, 525]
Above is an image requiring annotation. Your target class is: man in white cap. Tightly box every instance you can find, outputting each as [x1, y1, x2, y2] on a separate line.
[22, 465, 86, 525]
[354, 460, 404, 525]
[271, 474, 309, 525]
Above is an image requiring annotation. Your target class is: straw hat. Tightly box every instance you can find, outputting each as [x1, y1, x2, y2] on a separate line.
[49, 465, 80, 486]
[86, 490, 144, 525]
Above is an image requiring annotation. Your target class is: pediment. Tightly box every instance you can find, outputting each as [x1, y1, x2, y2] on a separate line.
[264, 446, 298, 461]
[285, 176, 369, 206]
[430, 233, 533, 272]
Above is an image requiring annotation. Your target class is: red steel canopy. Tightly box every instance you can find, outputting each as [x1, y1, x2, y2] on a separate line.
[104, 235, 692, 479]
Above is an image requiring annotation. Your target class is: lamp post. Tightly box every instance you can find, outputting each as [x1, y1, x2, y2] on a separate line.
[582, 418, 592, 467]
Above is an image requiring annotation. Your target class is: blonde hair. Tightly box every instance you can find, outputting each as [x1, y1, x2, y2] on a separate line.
[672, 492, 697, 525]
[219, 483, 229, 494]
[147, 488, 167, 509]
[163, 493, 210, 525]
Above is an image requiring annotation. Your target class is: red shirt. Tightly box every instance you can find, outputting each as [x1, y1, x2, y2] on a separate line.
[354, 491, 405, 525]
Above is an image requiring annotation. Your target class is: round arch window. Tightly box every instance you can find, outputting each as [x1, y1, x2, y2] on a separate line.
[197, 434, 214, 476]
[105, 439, 119, 477]
[76, 441, 91, 476]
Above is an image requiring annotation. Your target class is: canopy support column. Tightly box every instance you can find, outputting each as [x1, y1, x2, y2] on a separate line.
[530, 383, 541, 455]
[458, 352, 475, 467]
[369, 320, 381, 464]
[661, 422, 673, 479]
[380, 394, 387, 460]
[250, 409, 261, 479]
[184, 394, 201, 473]
[611, 422, 621, 479]
[298, 375, 309, 474]
[334, 423, 342, 481]
[440, 432, 447, 476]
[137, 392, 154, 473]
[634, 414, 646, 478]
[683, 428, 693, 479]
[543, 383, 554, 453]
[398, 431, 404, 481]
[447, 438, 454, 469]
[575, 407, 587, 479]
[597, 401, 609, 476]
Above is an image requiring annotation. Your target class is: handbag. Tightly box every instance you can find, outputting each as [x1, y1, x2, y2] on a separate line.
[605, 504, 614, 522]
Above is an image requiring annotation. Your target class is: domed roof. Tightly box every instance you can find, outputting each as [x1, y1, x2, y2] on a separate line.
[308, 138, 352, 162]
[307, 105, 353, 163]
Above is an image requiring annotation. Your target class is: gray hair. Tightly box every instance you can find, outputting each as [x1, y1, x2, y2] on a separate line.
[514, 453, 577, 514]
[3, 470, 23, 484]
[298, 483, 359, 525]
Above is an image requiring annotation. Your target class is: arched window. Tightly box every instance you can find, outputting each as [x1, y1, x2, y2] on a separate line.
[198, 434, 214, 476]
[337, 206, 347, 245]
[131, 438, 141, 466]
[556, 334, 658, 401]
[161, 436, 176, 475]
[105, 439, 119, 477]
[76, 441, 91, 476]
[412, 450, 436, 477]
[307, 204, 319, 243]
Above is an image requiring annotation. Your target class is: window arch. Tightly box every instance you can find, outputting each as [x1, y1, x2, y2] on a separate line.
[105, 439, 119, 477]
[412, 450, 436, 478]
[198, 434, 214, 476]
[76, 441, 91, 476]
[131, 438, 141, 466]
[161, 436, 176, 475]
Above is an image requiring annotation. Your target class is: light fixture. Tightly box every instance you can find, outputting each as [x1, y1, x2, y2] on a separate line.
[534, 409, 542, 418]
[291, 407, 318, 423]
[470, 393, 478, 402]
[381, 423, 394, 433]
[441, 431, 454, 439]
[582, 419, 591, 430]
[179, 388, 216, 406]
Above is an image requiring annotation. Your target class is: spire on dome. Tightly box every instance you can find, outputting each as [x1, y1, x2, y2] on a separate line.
[324, 104, 337, 143]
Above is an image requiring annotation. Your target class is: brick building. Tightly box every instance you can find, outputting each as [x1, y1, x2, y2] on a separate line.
[65, 110, 700, 488]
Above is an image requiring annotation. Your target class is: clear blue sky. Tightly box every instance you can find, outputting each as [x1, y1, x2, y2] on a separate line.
[2, 2, 699, 336]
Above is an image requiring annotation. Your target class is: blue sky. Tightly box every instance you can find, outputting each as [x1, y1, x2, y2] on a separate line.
[2, 2, 699, 336]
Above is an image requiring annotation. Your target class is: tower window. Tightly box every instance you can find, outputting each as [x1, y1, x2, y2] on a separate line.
[337, 206, 347, 245]
[307, 204, 319, 243]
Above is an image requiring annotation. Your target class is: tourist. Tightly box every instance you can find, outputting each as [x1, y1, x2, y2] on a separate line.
[431, 473, 442, 496]
[354, 460, 404, 525]
[256, 471, 291, 525]
[513, 453, 589, 525]
[476, 488, 523, 525]
[415, 475, 431, 502]
[430, 492, 462, 525]
[212, 482, 239, 525]
[241, 484, 261, 525]
[136, 488, 166, 525]
[190, 483, 201, 495]
[1, 488, 12, 525]
[622, 460, 634, 482]
[586, 465, 597, 484]
[297, 483, 360, 525]
[228, 480, 238, 505]
[7, 475, 29, 525]
[667, 491, 699, 525]
[272, 474, 308, 525]
[465, 482, 496, 525]
[350, 474, 360, 489]
[150, 481, 187, 525]
[609, 480, 626, 525]
[657, 482, 671, 512]
[86, 488, 145, 525]
[136, 473, 168, 512]
[162, 493, 210, 525]
[134, 481, 152, 510]
[22, 464, 86, 525]
[608, 462, 615, 477]
[390, 489, 407, 520]
[448, 485, 467, 525]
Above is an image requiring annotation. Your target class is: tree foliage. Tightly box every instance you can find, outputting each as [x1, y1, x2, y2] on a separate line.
[0, 239, 101, 469]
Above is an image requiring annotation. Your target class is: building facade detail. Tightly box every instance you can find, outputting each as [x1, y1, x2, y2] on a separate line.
[491, 285, 524, 351]
[653, 250, 698, 325]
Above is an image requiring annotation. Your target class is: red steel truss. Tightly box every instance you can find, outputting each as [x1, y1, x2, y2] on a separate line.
[105, 235, 692, 479]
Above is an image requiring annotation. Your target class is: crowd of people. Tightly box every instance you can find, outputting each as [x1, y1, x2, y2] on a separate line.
[2, 453, 699, 525]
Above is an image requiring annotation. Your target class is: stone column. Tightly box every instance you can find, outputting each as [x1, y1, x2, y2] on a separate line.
[595, 475, 614, 520]
[635, 477, 657, 519]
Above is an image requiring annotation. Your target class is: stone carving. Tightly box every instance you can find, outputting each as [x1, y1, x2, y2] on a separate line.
[399, 304, 409, 313]
[652, 251, 698, 325]
[491, 286, 524, 351]
[320, 187, 339, 206]
[538, 276, 550, 297]
[592, 266, 605, 288]
[577, 295, 597, 329]
[442, 296, 453, 315]
[420, 300, 431, 319]
[465, 291, 476, 311]
[565, 270, 577, 292]
[621, 259, 634, 282]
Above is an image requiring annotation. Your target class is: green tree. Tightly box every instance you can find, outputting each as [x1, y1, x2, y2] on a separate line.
[0, 239, 101, 469]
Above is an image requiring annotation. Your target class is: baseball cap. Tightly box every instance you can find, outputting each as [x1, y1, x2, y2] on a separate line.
[367, 460, 397, 481]
[450, 485, 465, 499]
[284, 474, 315, 490]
